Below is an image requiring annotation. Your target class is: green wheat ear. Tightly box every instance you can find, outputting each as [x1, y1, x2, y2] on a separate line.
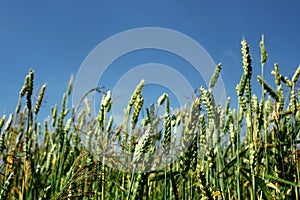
[209, 63, 222, 89]
[158, 93, 171, 151]
[291, 65, 300, 84]
[15, 98, 22, 115]
[34, 84, 46, 115]
[131, 94, 144, 130]
[19, 69, 35, 112]
[51, 104, 58, 127]
[225, 97, 230, 115]
[236, 38, 253, 103]
[27, 69, 34, 111]
[209, 63, 222, 88]
[123, 80, 145, 149]
[4, 114, 13, 132]
[272, 64, 281, 86]
[260, 34, 268, 64]
[180, 97, 201, 176]
[67, 75, 74, 96]
[131, 126, 153, 165]
[84, 98, 91, 117]
[157, 93, 167, 107]
[0, 115, 6, 131]
[129, 80, 145, 106]
[200, 86, 214, 121]
[98, 90, 112, 129]
[162, 113, 171, 150]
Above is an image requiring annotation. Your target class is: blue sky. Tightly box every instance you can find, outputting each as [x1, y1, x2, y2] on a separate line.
[0, 1, 299, 119]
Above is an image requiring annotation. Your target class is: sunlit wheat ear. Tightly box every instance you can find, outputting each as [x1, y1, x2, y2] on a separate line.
[238, 95, 246, 115]
[162, 113, 171, 151]
[106, 115, 113, 133]
[76, 108, 86, 129]
[157, 93, 167, 106]
[34, 84, 46, 115]
[157, 93, 171, 151]
[0, 135, 4, 154]
[169, 111, 180, 144]
[271, 63, 281, 86]
[236, 38, 253, 99]
[123, 80, 145, 150]
[225, 97, 230, 115]
[241, 39, 252, 72]
[291, 65, 300, 84]
[236, 74, 247, 98]
[260, 34, 268, 64]
[131, 94, 144, 130]
[241, 38, 253, 103]
[20, 80, 27, 98]
[199, 114, 206, 144]
[45, 145, 56, 172]
[200, 86, 214, 120]
[180, 98, 201, 176]
[84, 98, 91, 117]
[209, 63, 222, 89]
[67, 75, 73, 96]
[271, 64, 285, 112]
[265, 96, 273, 115]
[4, 114, 13, 132]
[245, 81, 252, 105]
[249, 142, 256, 166]
[217, 104, 224, 131]
[131, 127, 153, 165]
[250, 94, 256, 111]
[245, 110, 252, 130]
[223, 110, 232, 134]
[61, 93, 67, 112]
[129, 80, 145, 107]
[97, 91, 112, 129]
[276, 85, 284, 112]
[43, 119, 50, 146]
[15, 98, 21, 114]
[26, 69, 34, 111]
[289, 89, 296, 114]
[64, 118, 73, 134]
[0, 116, 6, 153]
[57, 93, 67, 131]
[51, 104, 58, 127]
[85, 130, 93, 151]
[257, 75, 279, 101]
[19, 70, 33, 98]
[103, 90, 112, 111]
[229, 121, 235, 145]
[0, 115, 6, 131]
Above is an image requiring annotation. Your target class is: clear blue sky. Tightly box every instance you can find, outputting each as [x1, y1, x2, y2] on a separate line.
[0, 1, 299, 118]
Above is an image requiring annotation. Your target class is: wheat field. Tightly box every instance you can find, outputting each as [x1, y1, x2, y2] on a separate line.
[0, 36, 299, 199]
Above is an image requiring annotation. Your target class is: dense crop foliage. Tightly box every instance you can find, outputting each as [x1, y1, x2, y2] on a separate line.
[0, 37, 299, 199]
